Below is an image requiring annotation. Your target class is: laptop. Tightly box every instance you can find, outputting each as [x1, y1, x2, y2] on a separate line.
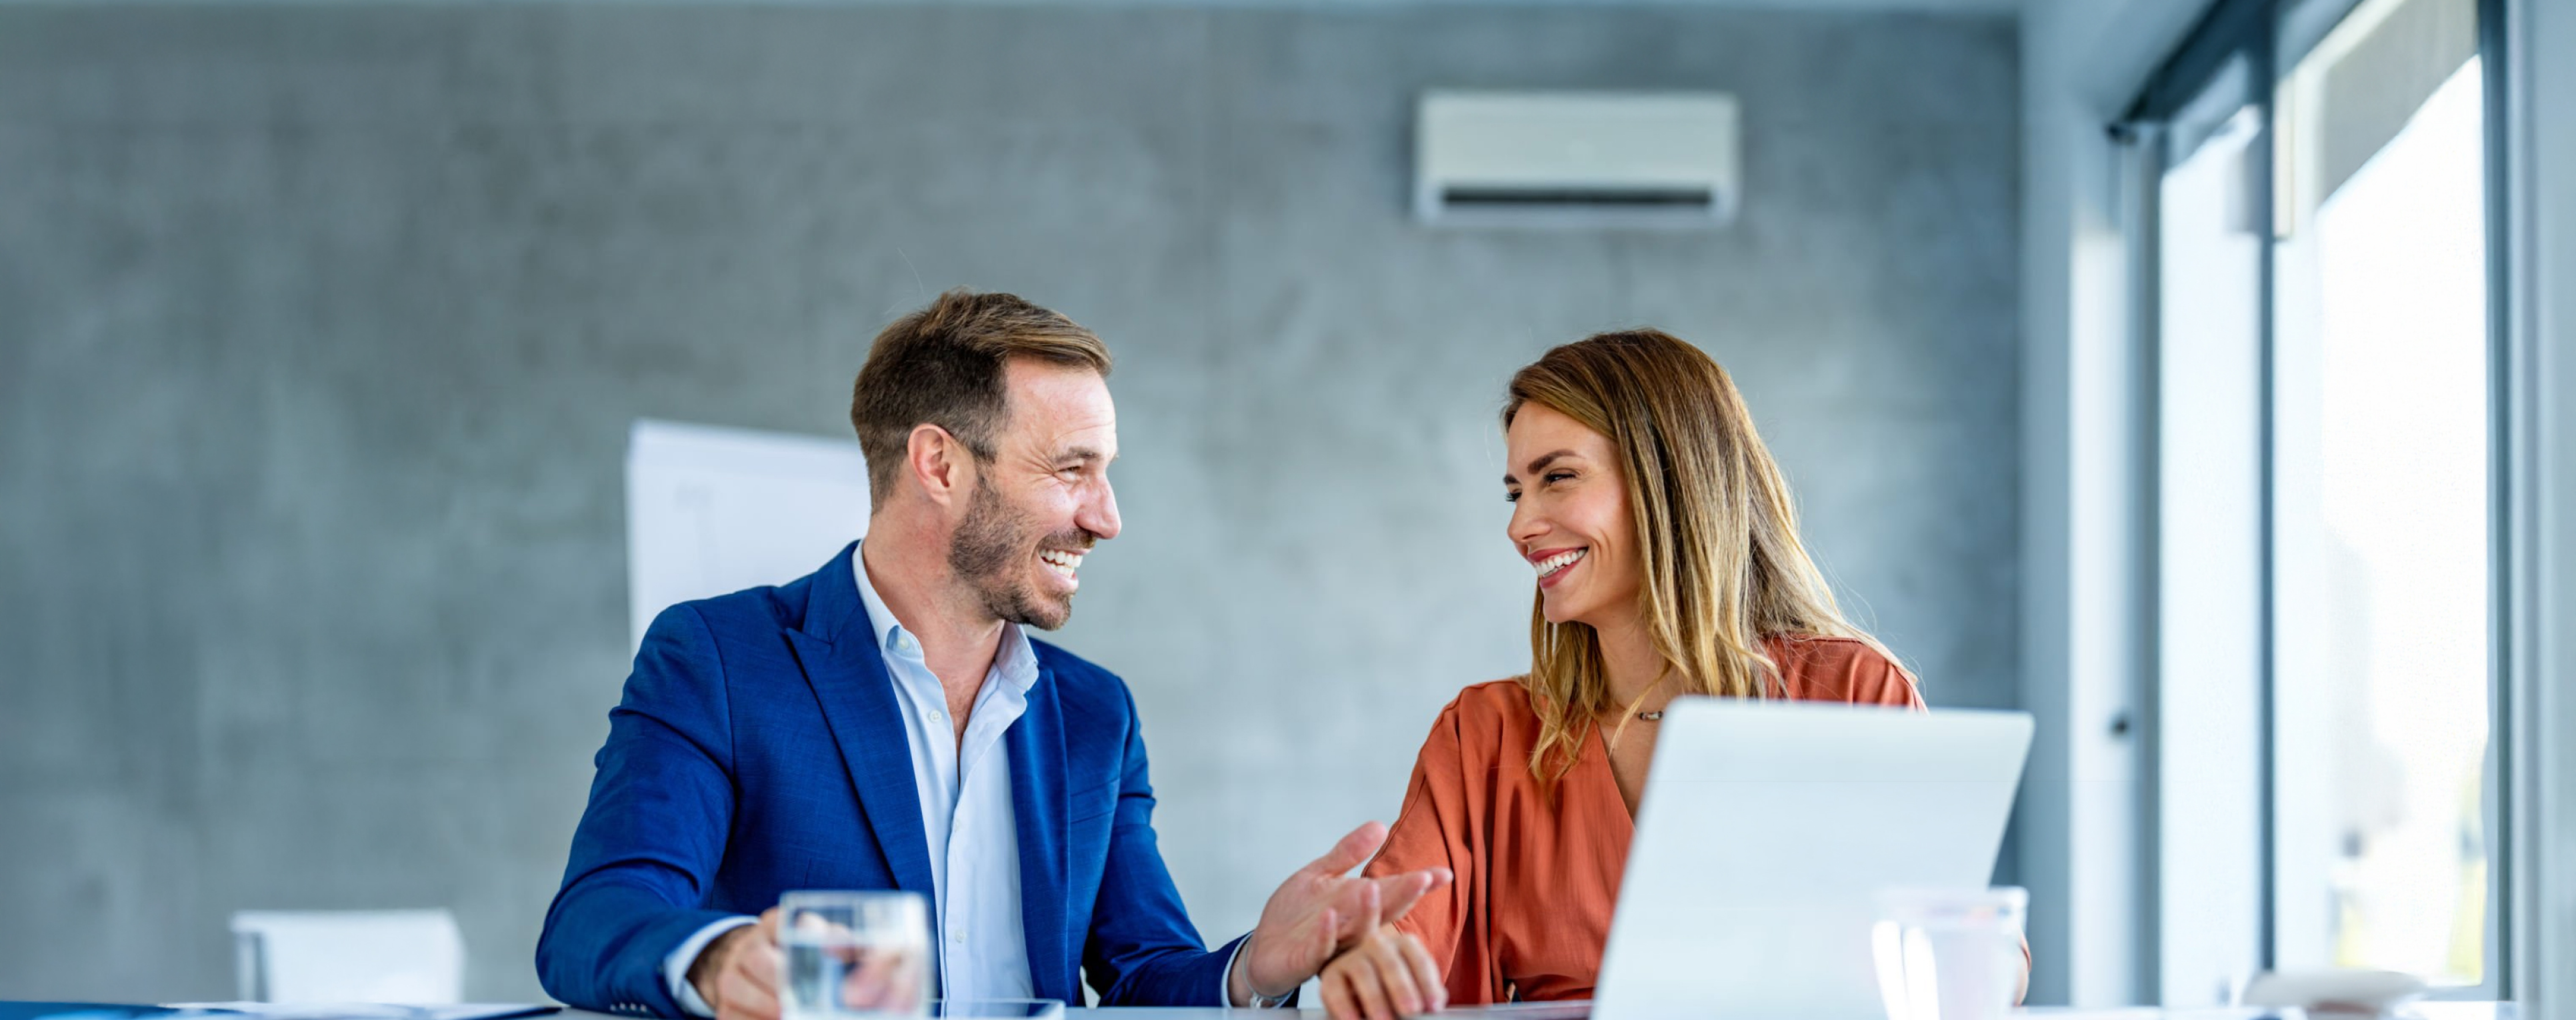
[1589, 698, 2035, 1020]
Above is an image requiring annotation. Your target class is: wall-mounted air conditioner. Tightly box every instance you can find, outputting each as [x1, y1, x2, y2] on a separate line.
[1413, 90, 1741, 228]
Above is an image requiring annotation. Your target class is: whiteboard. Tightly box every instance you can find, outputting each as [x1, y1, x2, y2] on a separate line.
[625, 419, 871, 650]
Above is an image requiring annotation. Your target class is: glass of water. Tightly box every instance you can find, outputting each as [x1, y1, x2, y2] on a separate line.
[779, 891, 931, 1020]
[1871, 886, 2027, 1020]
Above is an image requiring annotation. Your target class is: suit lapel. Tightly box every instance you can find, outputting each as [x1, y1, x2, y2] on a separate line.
[1007, 663, 1073, 1003]
[784, 546, 940, 917]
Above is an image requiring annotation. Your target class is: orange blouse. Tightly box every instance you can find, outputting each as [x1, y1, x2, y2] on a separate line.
[1362, 635, 1925, 1005]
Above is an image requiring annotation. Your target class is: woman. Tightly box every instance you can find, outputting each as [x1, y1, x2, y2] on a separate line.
[1317, 329, 1963, 1020]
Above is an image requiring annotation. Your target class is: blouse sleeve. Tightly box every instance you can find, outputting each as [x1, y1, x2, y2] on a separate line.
[1361, 696, 1501, 1004]
[1849, 647, 1927, 710]
[1781, 637, 1928, 710]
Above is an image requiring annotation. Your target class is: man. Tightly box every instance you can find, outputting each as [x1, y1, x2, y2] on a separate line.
[536, 290, 1449, 1020]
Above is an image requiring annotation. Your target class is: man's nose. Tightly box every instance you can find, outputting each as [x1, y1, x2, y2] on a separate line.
[1080, 480, 1122, 542]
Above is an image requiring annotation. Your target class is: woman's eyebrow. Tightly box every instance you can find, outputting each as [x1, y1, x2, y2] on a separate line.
[1504, 449, 1580, 484]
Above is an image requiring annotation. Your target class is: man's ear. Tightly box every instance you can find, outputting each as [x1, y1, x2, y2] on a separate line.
[905, 423, 974, 507]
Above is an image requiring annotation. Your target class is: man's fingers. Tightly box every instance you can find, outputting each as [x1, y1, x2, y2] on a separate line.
[1321, 879, 1385, 952]
[881, 951, 923, 1012]
[722, 971, 779, 1020]
[843, 945, 902, 1008]
[1371, 869, 1451, 926]
[1303, 821, 1390, 877]
[737, 941, 782, 994]
[1398, 933, 1446, 1012]
[1315, 907, 1339, 963]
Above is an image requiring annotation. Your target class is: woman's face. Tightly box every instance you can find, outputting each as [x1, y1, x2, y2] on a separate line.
[1504, 403, 1641, 629]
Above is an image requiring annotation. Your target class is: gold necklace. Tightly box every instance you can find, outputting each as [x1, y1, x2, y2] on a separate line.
[1604, 674, 1674, 753]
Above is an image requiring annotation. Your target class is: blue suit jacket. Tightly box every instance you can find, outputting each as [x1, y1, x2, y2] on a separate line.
[536, 544, 1240, 1015]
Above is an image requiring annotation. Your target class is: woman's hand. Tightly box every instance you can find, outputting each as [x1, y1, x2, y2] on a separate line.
[1317, 923, 1446, 1020]
[1230, 821, 1453, 1005]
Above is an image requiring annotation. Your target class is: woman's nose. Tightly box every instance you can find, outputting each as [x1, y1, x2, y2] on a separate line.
[1507, 501, 1545, 550]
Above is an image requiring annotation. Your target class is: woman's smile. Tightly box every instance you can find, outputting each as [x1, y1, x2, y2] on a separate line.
[1530, 547, 1588, 588]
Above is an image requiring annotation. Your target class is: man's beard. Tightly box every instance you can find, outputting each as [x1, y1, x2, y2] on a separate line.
[947, 475, 1088, 630]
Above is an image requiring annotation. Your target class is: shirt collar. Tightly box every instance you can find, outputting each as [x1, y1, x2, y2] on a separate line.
[851, 541, 1041, 694]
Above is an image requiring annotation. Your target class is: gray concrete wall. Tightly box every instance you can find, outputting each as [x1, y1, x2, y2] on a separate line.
[0, 3, 2020, 1003]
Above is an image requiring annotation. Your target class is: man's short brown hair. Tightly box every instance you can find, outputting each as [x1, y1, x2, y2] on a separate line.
[850, 289, 1112, 509]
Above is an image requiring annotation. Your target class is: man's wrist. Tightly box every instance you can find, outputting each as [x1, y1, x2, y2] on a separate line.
[1226, 933, 1295, 1009]
[1224, 933, 1254, 1007]
[669, 916, 758, 1019]
[688, 925, 751, 1008]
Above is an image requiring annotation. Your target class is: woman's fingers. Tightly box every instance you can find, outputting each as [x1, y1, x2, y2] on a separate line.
[1397, 933, 1446, 1012]
[1343, 949, 1395, 1020]
[1365, 934, 1424, 1015]
[1320, 966, 1359, 1020]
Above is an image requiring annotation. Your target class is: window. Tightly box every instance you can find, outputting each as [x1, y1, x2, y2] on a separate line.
[2270, 0, 2490, 987]
[2123, 0, 2503, 999]
[2155, 87, 2269, 1009]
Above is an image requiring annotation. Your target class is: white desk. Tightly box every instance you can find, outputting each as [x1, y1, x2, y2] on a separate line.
[555, 1003, 2513, 1020]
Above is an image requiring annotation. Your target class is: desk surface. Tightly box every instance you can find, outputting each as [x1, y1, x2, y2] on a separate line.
[554, 1002, 2515, 1020]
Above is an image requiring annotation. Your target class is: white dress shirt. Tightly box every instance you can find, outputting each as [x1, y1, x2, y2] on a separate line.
[662, 544, 1257, 1015]
[666, 542, 1035, 1012]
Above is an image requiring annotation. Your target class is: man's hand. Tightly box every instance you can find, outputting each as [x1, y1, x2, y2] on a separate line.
[690, 909, 784, 1020]
[690, 908, 925, 1020]
[1229, 821, 1455, 1006]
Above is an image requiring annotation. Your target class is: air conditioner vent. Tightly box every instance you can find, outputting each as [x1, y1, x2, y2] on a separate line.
[1415, 91, 1741, 229]
[1439, 185, 1718, 209]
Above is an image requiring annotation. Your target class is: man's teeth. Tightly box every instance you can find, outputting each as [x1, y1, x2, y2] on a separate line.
[1535, 548, 1587, 578]
[1039, 549, 1085, 579]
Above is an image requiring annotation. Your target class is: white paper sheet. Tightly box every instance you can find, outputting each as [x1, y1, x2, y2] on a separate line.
[625, 419, 871, 650]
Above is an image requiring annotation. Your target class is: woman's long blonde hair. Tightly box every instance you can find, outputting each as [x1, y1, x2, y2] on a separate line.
[1506, 329, 1905, 779]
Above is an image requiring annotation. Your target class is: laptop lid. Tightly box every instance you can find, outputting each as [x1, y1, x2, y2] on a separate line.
[1592, 699, 2033, 1020]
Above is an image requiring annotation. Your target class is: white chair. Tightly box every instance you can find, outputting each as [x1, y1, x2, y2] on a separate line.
[230, 909, 465, 1004]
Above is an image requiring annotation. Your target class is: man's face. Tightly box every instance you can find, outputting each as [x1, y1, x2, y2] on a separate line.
[947, 359, 1122, 630]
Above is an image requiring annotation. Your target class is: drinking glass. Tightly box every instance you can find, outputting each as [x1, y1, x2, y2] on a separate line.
[1872, 886, 2027, 1020]
[778, 891, 931, 1020]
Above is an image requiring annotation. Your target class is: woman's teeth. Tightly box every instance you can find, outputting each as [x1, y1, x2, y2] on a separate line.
[1535, 548, 1587, 578]
[1039, 549, 1085, 580]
